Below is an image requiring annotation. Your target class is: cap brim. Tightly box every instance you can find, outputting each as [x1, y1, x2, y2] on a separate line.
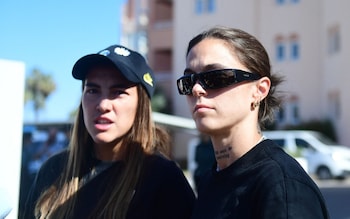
[72, 54, 141, 85]
[72, 54, 113, 80]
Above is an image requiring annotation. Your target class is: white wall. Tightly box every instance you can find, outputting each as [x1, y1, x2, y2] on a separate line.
[0, 59, 25, 219]
[172, 1, 350, 150]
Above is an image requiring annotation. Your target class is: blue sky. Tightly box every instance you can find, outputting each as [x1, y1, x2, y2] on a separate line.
[0, 0, 126, 123]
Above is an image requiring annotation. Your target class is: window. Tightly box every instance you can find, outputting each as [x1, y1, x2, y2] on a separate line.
[328, 90, 341, 119]
[195, 0, 203, 14]
[275, 35, 285, 61]
[328, 25, 341, 54]
[275, 34, 300, 61]
[276, 43, 285, 61]
[289, 95, 300, 125]
[290, 34, 300, 60]
[277, 106, 285, 122]
[276, 95, 299, 127]
[277, 0, 300, 5]
[296, 139, 316, 152]
[195, 0, 216, 14]
[292, 104, 299, 121]
[272, 139, 286, 147]
[207, 0, 216, 12]
[290, 41, 299, 60]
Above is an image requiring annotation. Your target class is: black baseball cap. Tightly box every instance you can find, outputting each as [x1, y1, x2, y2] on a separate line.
[72, 45, 155, 98]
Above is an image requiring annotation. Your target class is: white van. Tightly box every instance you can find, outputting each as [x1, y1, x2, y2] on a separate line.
[263, 130, 350, 180]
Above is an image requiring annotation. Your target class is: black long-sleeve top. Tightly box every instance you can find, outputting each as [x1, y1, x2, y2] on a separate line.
[22, 150, 195, 219]
[191, 139, 330, 219]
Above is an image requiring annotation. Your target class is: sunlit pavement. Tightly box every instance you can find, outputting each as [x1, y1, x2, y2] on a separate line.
[317, 177, 350, 219]
[312, 175, 350, 188]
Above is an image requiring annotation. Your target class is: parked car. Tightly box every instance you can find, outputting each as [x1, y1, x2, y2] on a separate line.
[263, 130, 350, 180]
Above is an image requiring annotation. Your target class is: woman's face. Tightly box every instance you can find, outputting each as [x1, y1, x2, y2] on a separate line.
[82, 66, 138, 147]
[185, 38, 259, 135]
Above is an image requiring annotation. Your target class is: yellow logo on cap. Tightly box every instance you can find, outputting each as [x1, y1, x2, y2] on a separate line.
[143, 73, 153, 87]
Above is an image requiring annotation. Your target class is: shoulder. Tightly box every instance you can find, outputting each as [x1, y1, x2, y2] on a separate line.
[254, 139, 320, 190]
[247, 141, 328, 217]
[260, 140, 308, 177]
[135, 153, 194, 193]
[34, 150, 68, 188]
[24, 150, 69, 216]
[39, 149, 68, 174]
[128, 155, 195, 219]
[144, 154, 182, 174]
[142, 154, 192, 185]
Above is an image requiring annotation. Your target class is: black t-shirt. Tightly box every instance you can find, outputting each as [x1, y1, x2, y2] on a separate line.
[22, 150, 195, 219]
[191, 139, 330, 219]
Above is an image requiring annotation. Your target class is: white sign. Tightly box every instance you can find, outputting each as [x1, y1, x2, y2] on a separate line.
[0, 59, 25, 219]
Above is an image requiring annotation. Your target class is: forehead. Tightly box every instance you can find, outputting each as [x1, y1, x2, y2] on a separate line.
[186, 38, 246, 72]
[85, 65, 129, 83]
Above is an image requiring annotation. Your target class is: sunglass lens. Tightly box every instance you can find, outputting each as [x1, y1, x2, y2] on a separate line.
[177, 76, 193, 95]
[202, 70, 235, 89]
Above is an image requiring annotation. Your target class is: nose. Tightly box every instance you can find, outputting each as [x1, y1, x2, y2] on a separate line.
[96, 98, 112, 113]
[191, 81, 206, 97]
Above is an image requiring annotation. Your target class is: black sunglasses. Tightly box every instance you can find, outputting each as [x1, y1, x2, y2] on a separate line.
[176, 69, 262, 95]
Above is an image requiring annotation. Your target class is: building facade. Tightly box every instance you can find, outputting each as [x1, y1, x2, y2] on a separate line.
[122, 0, 350, 163]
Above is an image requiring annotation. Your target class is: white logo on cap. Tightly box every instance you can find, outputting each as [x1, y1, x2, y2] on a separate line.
[114, 47, 130, 56]
[99, 50, 110, 56]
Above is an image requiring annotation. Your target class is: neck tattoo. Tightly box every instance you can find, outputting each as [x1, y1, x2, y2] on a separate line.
[215, 135, 266, 172]
[215, 146, 232, 161]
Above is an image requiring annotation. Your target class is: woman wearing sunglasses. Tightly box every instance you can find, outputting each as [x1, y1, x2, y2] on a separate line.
[177, 26, 329, 219]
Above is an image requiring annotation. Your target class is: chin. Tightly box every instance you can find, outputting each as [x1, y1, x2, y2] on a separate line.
[93, 138, 110, 145]
[195, 123, 211, 134]
[196, 120, 221, 136]
[92, 134, 114, 144]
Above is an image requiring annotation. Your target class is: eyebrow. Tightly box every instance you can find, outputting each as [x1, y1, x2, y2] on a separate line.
[84, 82, 135, 89]
[183, 63, 229, 75]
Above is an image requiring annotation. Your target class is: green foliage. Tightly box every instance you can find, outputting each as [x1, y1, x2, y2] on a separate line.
[25, 68, 56, 121]
[151, 86, 172, 114]
[284, 119, 337, 142]
[69, 108, 79, 121]
[285, 147, 304, 158]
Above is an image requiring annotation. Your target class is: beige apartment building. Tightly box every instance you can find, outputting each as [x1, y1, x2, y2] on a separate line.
[122, 0, 350, 164]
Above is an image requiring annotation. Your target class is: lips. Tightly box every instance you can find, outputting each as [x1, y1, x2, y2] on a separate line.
[95, 118, 112, 124]
[194, 103, 212, 113]
[94, 117, 113, 130]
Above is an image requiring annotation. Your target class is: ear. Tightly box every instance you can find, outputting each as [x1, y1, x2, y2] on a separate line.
[254, 76, 271, 100]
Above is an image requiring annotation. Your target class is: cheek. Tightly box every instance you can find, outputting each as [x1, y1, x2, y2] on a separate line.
[82, 99, 89, 113]
[82, 99, 94, 121]
[186, 96, 195, 109]
[218, 86, 251, 108]
[120, 99, 138, 119]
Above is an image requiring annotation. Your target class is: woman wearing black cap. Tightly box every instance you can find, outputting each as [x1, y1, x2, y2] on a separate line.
[22, 45, 195, 219]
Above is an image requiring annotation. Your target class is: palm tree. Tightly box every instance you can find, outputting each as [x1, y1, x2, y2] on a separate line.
[151, 86, 172, 114]
[24, 68, 56, 122]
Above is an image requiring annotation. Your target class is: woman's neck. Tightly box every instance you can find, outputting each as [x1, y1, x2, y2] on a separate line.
[93, 141, 123, 161]
[211, 130, 263, 171]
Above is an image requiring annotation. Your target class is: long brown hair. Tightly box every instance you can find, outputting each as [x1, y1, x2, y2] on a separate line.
[35, 84, 170, 218]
